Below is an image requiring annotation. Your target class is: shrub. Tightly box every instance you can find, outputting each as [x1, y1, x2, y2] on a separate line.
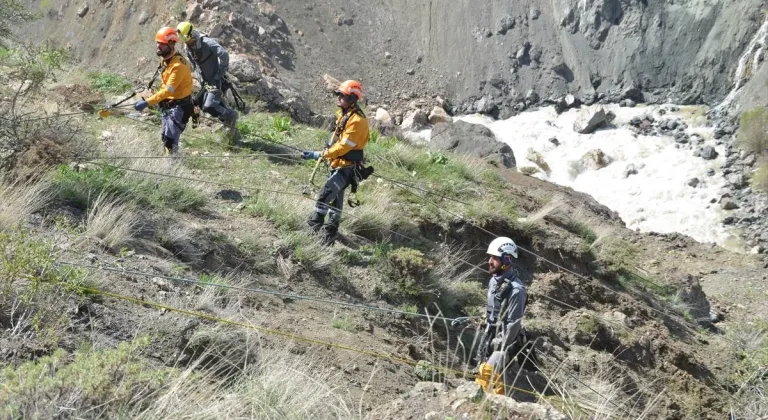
[0, 339, 174, 418]
[84, 193, 142, 251]
[752, 162, 768, 193]
[738, 107, 768, 155]
[86, 71, 132, 94]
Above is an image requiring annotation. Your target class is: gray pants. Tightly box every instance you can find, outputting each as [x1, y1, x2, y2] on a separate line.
[308, 167, 355, 245]
[161, 104, 189, 154]
[202, 89, 236, 124]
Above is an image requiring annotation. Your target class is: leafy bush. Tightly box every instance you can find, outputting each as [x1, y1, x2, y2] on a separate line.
[380, 247, 439, 303]
[87, 71, 132, 94]
[0, 44, 84, 177]
[272, 115, 293, 133]
[738, 107, 768, 155]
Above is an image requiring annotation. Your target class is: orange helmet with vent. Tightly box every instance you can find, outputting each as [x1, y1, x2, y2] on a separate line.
[155, 27, 179, 44]
[335, 80, 363, 101]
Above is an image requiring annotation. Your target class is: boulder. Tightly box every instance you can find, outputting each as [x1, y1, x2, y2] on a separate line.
[243, 75, 313, 123]
[623, 164, 639, 178]
[323, 74, 341, 92]
[428, 106, 452, 124]
[430, 121, 516, 168]
[573, 107, 615, 134]
[720, 199, 739, 210]
[374, 108, 394, 126]
[497, 15, 515, 34]
[186, 3, 203, 21]
[694, 146, 718, 160]
[564, 94, 579, 108]
[526, 148, 551, 175]
[77, 4, 89, 17]
[229, 54, 262, 82]
[401, 109, 429, 131]
[686, 178, 700, 187]
[579, 149, 609, 170]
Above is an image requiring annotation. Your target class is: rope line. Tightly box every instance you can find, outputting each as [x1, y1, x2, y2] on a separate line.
[56, 261, 474, 323]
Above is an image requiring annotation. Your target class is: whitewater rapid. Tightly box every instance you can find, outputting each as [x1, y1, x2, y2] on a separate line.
[450, 104, 738, 247]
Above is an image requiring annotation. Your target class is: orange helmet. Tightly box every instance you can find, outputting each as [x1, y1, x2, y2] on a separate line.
[155, 27, 179, 44]
[335, 80, 363, 101]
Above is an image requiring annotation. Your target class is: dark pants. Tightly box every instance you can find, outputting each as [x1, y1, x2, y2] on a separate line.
[160, 101, 193, 154]
[308, 166, 355, 245]
[202, 88, 236, 124]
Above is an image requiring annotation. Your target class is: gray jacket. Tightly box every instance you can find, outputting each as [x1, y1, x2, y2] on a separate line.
[184, 32, 229, 87]
[486, 267, 527, 347]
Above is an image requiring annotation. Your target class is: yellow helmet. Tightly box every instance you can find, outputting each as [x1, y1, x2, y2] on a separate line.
[176, 21, 194, 43]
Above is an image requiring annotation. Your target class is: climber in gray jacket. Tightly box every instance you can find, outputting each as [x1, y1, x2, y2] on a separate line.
[177, 21, 239, 142]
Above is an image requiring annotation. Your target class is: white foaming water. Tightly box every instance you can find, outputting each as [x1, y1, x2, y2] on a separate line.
[454, 105, 738, 247]
[713, 16, 768, 112]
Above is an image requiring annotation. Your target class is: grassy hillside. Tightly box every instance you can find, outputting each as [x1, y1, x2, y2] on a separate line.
[0, 60, 767, 419]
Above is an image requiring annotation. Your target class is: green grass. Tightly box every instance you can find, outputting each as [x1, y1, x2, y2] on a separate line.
[87, 71, 132, 94]
[51, 165, 206, 212]
[576, 313, 600, 335]
[272, 116, 293, 133]
[331, 314, 355, 332]
[244, 193, 304, 231]
[199, 273, 230, 296]
[0, 339, 175, 418]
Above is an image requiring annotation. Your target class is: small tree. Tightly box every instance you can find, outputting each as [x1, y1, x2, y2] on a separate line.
[737, 107, 768, 155]
[0, 3, 87, 179]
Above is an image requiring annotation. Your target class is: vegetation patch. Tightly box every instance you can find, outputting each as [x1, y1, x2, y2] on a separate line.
[52, 165, 206, 212]
[86, 71, 132, 94]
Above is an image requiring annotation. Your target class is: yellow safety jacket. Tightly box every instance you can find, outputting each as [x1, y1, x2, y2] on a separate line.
[323, 106, 369, 169]
[146, 54, 193, 106]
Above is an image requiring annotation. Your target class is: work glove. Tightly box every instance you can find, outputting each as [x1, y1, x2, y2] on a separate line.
[134, 99, 148, 112]
[301, 151, 322, 160]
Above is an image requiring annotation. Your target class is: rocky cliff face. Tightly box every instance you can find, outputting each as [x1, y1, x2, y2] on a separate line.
[272, 0, 765, 115]
[29, 0, 767, 118]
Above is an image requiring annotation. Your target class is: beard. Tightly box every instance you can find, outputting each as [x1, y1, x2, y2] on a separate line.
[156, 44, 173, 58]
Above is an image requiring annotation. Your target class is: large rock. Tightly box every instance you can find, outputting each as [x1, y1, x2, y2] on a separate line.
[430, 121, 516, 168]
[401, 109, 429, 131]
[322, 74, 341, 92]
[526, 148, 551, 175]
[573, 107, 615, 134]
[228, 54, 263, 82]
[428, 106, 452, 124]
[694, 146, 718, 160]
[579, 149, 610, 170]
[243, 75, 313, 123]
[186, 3, 203, 21]
[374, 108, 394, 126]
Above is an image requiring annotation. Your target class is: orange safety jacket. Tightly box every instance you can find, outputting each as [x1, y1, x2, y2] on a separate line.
[146, 53, 194, 106]
[323, 106, 369, 169]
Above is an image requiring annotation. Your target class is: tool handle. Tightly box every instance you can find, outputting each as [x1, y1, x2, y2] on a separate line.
[110, 91, 137, 108]
[308, 157, 323, 185]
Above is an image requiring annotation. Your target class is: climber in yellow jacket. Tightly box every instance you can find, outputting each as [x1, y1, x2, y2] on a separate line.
[301, 80, 369, 246]
[134, 27, 194, 155]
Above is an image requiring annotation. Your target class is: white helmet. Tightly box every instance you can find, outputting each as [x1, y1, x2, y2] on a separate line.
[487, 237, 518, 259]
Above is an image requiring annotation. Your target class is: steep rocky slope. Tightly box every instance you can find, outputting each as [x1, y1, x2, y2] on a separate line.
[27, 0, 768, 118]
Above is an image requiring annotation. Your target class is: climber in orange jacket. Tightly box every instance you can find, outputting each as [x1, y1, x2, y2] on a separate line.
[301, 80, 369, 246]
[134, 27, 194, 155]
